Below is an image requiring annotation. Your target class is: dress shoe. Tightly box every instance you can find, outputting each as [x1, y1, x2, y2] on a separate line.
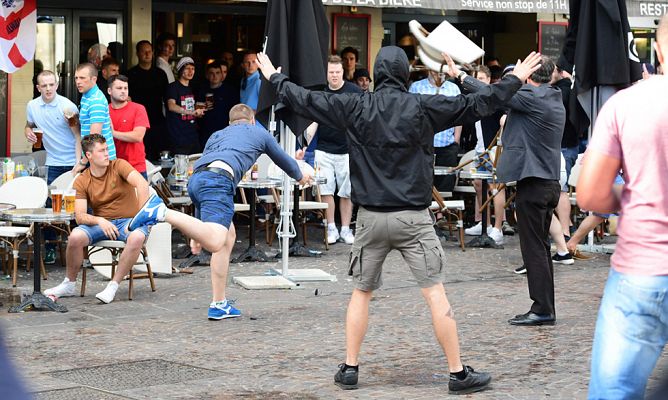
[508, 312, 555, 326]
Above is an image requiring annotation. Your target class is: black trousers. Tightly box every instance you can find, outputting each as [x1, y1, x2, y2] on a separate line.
[434, 143, 459, 192]
[515, 177, 560, 316]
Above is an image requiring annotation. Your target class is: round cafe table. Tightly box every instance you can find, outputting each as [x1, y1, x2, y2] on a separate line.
[0, 208, 74, 313]
[234, 178, 283, 262]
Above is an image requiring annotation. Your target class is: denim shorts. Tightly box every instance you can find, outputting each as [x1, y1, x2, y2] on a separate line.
[187, 170, 235, 229]
[74, 218, 149, 244]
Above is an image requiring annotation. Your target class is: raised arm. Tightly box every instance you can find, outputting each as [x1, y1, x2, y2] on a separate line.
[256, 52, 354, 131]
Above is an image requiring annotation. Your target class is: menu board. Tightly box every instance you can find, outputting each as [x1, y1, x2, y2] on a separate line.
[332, 14, 370, 69]
[538, 22, 568, 62]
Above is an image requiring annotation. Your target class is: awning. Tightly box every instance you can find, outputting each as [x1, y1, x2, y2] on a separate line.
[242, 0, 668, 17]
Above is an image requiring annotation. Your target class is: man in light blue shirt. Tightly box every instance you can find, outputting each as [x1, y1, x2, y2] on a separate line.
[75, 63, 117, 162]
[240, 52, 261, 110]
[409, 72, 462, 191]
[26, 70, 84, 264]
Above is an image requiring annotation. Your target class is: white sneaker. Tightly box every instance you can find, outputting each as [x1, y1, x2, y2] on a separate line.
[44, 278, 76, 298]
[488, 227, 504, 245]
[95, 281, 119, 304]
[340, 229, 355, 245]
[327, 226, 340, 244]
[465, 222, 493, 236]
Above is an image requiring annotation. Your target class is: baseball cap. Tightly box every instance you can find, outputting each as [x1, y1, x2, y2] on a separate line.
[353, 68, 372, 81]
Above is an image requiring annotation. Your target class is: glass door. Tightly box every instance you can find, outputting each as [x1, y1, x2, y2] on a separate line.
[36, 10, 73, 99]
[35, 9, 123, 103]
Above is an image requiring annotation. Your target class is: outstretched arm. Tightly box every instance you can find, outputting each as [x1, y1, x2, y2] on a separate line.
[256, 52, 354, 131]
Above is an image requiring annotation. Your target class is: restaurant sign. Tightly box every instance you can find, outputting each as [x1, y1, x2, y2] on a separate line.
[320, 0, 668, 17]
[321, 0, 569, 13]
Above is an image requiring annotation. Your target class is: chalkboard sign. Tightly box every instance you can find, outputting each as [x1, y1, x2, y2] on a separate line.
[539, 22, 568, 62]
[332, 14, 370, 69]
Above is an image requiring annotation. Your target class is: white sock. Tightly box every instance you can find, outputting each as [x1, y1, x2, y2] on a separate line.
[108, 281, 119, 290]
[63, 278, 75, 287]
[211, 299, 227, 307]
[557, 250, 569, 256]
[328, 223, 337, 230]
[341, 226, 350, 233]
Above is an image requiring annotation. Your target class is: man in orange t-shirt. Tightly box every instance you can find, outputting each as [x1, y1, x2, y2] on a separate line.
[44, 134, 151, 304]
[108, 75, 150, 179]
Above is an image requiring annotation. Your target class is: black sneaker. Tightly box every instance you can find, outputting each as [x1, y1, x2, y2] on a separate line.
[334, 363, 358, 390]
[514, 265, 526, 274]
[552, 253, 574, 265]
[44, 248, 57, 265]
[448, 365, 492, 395]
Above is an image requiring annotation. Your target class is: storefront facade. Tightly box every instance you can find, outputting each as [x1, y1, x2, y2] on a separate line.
[3, 0, 667, 155]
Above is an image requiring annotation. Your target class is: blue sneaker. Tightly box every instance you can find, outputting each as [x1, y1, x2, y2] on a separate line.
[208, 300, 241, 320]
[128, 194, 166, 231]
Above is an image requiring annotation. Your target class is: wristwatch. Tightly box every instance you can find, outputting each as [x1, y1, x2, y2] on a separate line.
[457, 71, 467, 83]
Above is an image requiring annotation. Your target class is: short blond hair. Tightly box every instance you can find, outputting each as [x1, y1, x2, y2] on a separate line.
[229, 104, 255, 124]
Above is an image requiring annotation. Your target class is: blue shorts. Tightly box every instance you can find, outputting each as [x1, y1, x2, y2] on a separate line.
[187, 170, 235, 229]
[592, 174, 625, 218]
[74, 218, 149, 244]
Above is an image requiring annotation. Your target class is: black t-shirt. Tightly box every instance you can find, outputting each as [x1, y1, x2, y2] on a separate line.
[127, 65, 168, 126]
[196, 81, 240, 143]
[165, 81, 199, 147]
[316, 81, 362, 154]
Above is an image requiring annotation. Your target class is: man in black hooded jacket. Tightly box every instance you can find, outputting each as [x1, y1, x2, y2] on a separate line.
[257, 47, 541, 394]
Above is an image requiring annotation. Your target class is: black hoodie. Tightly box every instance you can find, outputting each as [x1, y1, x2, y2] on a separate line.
[270, 46, 522, 211]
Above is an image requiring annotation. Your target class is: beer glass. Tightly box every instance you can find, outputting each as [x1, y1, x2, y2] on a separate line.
[64, 189, 76, 213]
[51, 189, 63, 213]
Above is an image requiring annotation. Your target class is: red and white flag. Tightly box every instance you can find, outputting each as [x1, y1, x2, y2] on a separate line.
[0, 0, 36, 73]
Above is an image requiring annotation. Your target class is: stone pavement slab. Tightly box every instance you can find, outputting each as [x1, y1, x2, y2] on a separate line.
[1, 230, 666, 399]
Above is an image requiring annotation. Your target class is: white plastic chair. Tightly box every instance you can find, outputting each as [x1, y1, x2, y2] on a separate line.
[0, 177, 49, 286]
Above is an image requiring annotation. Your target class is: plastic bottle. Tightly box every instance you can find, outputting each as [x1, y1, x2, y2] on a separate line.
[5, 159, 14, 181]
[251, 164, 259, 181]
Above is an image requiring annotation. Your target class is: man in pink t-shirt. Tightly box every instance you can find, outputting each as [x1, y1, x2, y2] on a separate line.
[577, 15, 668, 400]
[108, 75, 150, 179]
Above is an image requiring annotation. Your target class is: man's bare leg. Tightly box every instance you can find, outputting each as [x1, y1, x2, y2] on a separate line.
[112, 231, 146, 284]
[491, 184, 505, 230]
[210, 224, 236, 302]
[345, 288, 373, 366]
[340, 197, 353, 227]
[556, 192, 571, 236]
[323, 195, 335, 225]
[163, 209, 228, 253]
[549, 214, 569, 254]
[65, 229, 89, 282]
[472, 179, 483, 222]
[421, 283, 463, 373]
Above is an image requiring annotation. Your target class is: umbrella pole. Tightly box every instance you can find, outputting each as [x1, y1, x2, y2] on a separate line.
[279, 121, 294, 276]
[586, 86, 598, 249]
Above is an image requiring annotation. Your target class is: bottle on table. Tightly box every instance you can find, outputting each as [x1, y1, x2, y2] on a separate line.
[251, 164, 259, 181]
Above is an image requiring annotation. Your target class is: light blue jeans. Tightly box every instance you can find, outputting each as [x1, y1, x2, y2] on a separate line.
[588, 269, 668, 399]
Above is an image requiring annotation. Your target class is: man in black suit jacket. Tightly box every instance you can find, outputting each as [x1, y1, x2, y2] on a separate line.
[463, 56, 565, 325]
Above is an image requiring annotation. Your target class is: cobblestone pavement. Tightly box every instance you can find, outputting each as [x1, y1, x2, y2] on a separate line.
[1, 228, 666, 399]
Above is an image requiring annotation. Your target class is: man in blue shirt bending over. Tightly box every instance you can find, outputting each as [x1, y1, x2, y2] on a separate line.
[127, 104, 312, 320]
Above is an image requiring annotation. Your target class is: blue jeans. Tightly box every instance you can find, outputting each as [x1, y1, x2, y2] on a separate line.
[74, 218, 149, 244]
[588, 269, 668, 399]
[187, 171, 235, 229]
[45, 165, 74, 249]
[561, 146, 578, 181]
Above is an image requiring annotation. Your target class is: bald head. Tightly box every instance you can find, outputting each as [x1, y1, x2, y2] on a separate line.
[229, 104, 255, 125]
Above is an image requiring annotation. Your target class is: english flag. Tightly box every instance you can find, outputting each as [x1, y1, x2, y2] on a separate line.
[0, 0, 36, 73]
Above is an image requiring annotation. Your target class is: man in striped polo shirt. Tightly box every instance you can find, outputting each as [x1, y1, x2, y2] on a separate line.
[75, 63, 117, 166]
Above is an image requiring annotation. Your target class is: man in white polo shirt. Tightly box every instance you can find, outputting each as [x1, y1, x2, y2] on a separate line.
[25, 70, 83, 264]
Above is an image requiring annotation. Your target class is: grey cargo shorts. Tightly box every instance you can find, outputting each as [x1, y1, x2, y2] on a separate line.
[348, 207, 446, 291]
